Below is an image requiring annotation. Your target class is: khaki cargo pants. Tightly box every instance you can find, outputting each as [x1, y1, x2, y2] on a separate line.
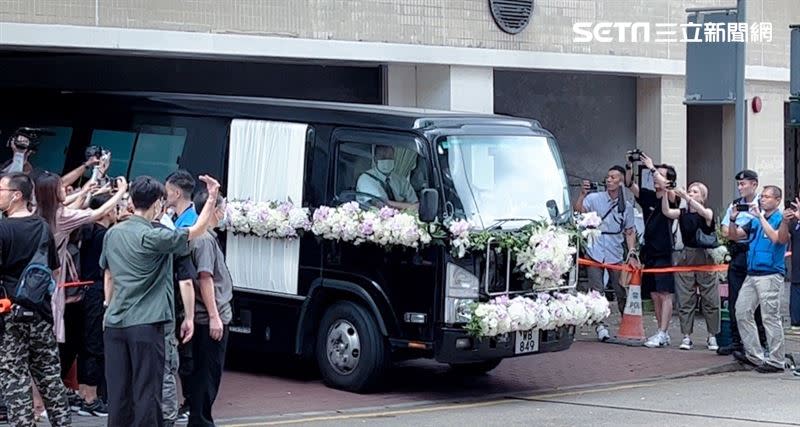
[674, 247, 720, 336]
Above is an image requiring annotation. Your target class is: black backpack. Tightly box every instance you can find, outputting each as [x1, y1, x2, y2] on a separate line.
[14, 223, 56, 322]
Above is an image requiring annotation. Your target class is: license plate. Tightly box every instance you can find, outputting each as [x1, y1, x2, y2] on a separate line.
[515, 329, 540, 354]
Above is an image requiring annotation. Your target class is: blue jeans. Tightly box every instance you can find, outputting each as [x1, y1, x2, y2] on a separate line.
[791, 282, 800, 326]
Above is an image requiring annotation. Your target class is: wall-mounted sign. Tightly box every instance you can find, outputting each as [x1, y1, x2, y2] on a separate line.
[489, 0, 534, 35]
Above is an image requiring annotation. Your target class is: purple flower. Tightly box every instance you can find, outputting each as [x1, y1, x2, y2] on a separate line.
[313, 206, 330, 221]
[277, 202, 292, 215]
[379, 206, 397, 220]
[360, 222, 374, 235]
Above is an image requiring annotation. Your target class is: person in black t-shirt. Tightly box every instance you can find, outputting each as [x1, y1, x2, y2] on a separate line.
[662, 182, 721, 351]
[627, 153, 679, 348]
[0, 172, 71, 425]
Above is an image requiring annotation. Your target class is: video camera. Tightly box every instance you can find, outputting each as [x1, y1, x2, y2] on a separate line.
[626, 149, 643, 163]
[5, 127, 54, 152]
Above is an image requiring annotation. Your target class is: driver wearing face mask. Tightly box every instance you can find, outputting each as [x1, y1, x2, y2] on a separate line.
[355, 145, 419, 211]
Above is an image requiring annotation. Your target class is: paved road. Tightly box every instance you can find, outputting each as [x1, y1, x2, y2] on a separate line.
[286, 371, 800, 427]
[63, 281, 798, 426]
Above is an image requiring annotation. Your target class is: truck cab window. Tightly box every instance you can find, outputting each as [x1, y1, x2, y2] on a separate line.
[128, 127, 187, 181]
[90, 130, 136, 178]
[336, 142, 426, 210]
[90, 126, 187, 181]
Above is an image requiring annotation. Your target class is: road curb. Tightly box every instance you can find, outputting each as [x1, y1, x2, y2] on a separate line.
[216, 360, 745, 425]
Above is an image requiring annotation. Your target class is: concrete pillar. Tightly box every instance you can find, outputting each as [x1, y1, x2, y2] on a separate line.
[636, 76, 687, 189]
[384, 63, 494, 113]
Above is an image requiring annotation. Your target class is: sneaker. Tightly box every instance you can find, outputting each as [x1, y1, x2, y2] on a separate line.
[755, 363, 784, 373]
[644, 331, 667, 348]
[679, 336, 693, 350]
[177, 401, 190, 421]
[77, 399, 108, 417]
[732, 350, 757, 366]
[707, 336, 719, 351]
[68, 392, 82, 412]
[793, 368, 800, 377]
[596, 325, 610, 342]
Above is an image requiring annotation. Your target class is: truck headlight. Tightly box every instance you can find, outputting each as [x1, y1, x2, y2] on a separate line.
[446, 263, 479, 298]
[445, 298, 475, 324]
[445, 263, 479, 324]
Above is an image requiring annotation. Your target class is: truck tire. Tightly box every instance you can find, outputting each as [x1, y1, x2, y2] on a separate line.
[448, 359, 502, 375]
[316, 300, 389, 393]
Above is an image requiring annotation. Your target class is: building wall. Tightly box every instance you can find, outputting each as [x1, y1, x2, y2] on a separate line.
[687, 106, 724, 213]
[747, 80, 790, 193]
[494, 70, 636, 200]
[1, 0, 796, 67]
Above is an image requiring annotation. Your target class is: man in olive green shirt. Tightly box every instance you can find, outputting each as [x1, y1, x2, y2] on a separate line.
[100, 174, 219, 427]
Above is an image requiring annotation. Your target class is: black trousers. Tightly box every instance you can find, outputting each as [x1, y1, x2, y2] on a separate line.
[728, 251, 767, 348]
[105, 323, 165, 427]
[58, 284, 107, 398]
[188, 324, 229, 427]
[176, 313, 193, 405]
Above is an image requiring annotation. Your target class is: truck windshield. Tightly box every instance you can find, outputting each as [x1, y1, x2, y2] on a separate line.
[438, 135, 569, 229]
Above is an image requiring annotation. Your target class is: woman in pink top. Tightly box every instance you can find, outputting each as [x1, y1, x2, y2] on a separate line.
[33, 172, 127, 412]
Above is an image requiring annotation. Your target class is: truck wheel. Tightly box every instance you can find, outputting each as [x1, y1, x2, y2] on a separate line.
[316, 300, 389, 393]
[448, 359, 502, 375]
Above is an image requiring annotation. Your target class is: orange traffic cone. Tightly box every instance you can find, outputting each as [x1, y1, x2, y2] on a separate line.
[617, 269, 645, 340]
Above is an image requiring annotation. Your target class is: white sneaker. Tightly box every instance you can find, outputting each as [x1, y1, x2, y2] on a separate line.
[644, 331, 667, 348]
[707, 336, 719, 351]
[596, 325, 610, 342]
[679, 336, 693, 350]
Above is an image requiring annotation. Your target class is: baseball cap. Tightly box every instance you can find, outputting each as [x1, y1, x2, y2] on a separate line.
[734, 169, 758, 181]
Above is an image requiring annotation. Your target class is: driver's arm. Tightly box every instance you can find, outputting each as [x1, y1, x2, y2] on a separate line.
[355, 173, 386, 201]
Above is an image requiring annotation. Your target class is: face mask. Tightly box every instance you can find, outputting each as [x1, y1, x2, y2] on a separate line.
[376, 159, 395, 174]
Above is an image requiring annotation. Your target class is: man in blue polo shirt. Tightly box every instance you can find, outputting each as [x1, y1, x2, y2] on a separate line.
[164, 169, 199, 422]
[727, 185, 788, 373]
[166, 170, 199, 228]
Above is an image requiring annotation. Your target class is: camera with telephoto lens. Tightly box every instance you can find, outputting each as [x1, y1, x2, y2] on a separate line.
[10, 304, 35, 322]
[627, 149, 643, 162]
[6, 127, 53, 152]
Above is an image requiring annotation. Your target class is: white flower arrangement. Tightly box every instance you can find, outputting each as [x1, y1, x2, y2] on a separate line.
[514, 226, 578, 290]
[311, 202, 432, 248]
[466, 290, 610, 338]
[576, 211, 602, 248]
[224, 199, 311, 238]
[447, 219, 473, 258]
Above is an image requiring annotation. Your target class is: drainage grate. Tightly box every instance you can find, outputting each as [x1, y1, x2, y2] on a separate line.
[489, 0, 534, 34]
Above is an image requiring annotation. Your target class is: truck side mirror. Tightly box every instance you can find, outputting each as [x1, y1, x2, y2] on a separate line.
[419, 188, 439, 223]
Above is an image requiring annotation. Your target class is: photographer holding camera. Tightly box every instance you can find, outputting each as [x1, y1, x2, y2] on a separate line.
[626, 152, 679, 348]
[574, 165, 638, 341]
[727, 185, 788, 373]
[0, 173, 71, 426]
[2, 128, 105, 189]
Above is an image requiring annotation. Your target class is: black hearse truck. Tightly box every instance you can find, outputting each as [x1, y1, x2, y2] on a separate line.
[0, 91, 576, 392]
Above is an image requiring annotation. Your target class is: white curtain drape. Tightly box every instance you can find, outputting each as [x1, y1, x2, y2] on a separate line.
[226, 119, 308, 294]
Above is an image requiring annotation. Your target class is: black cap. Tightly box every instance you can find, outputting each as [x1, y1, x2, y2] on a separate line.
[734, 169, 758, 181]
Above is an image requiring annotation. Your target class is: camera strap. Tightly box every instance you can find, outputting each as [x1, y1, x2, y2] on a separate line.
[600, 198, 625, 235]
